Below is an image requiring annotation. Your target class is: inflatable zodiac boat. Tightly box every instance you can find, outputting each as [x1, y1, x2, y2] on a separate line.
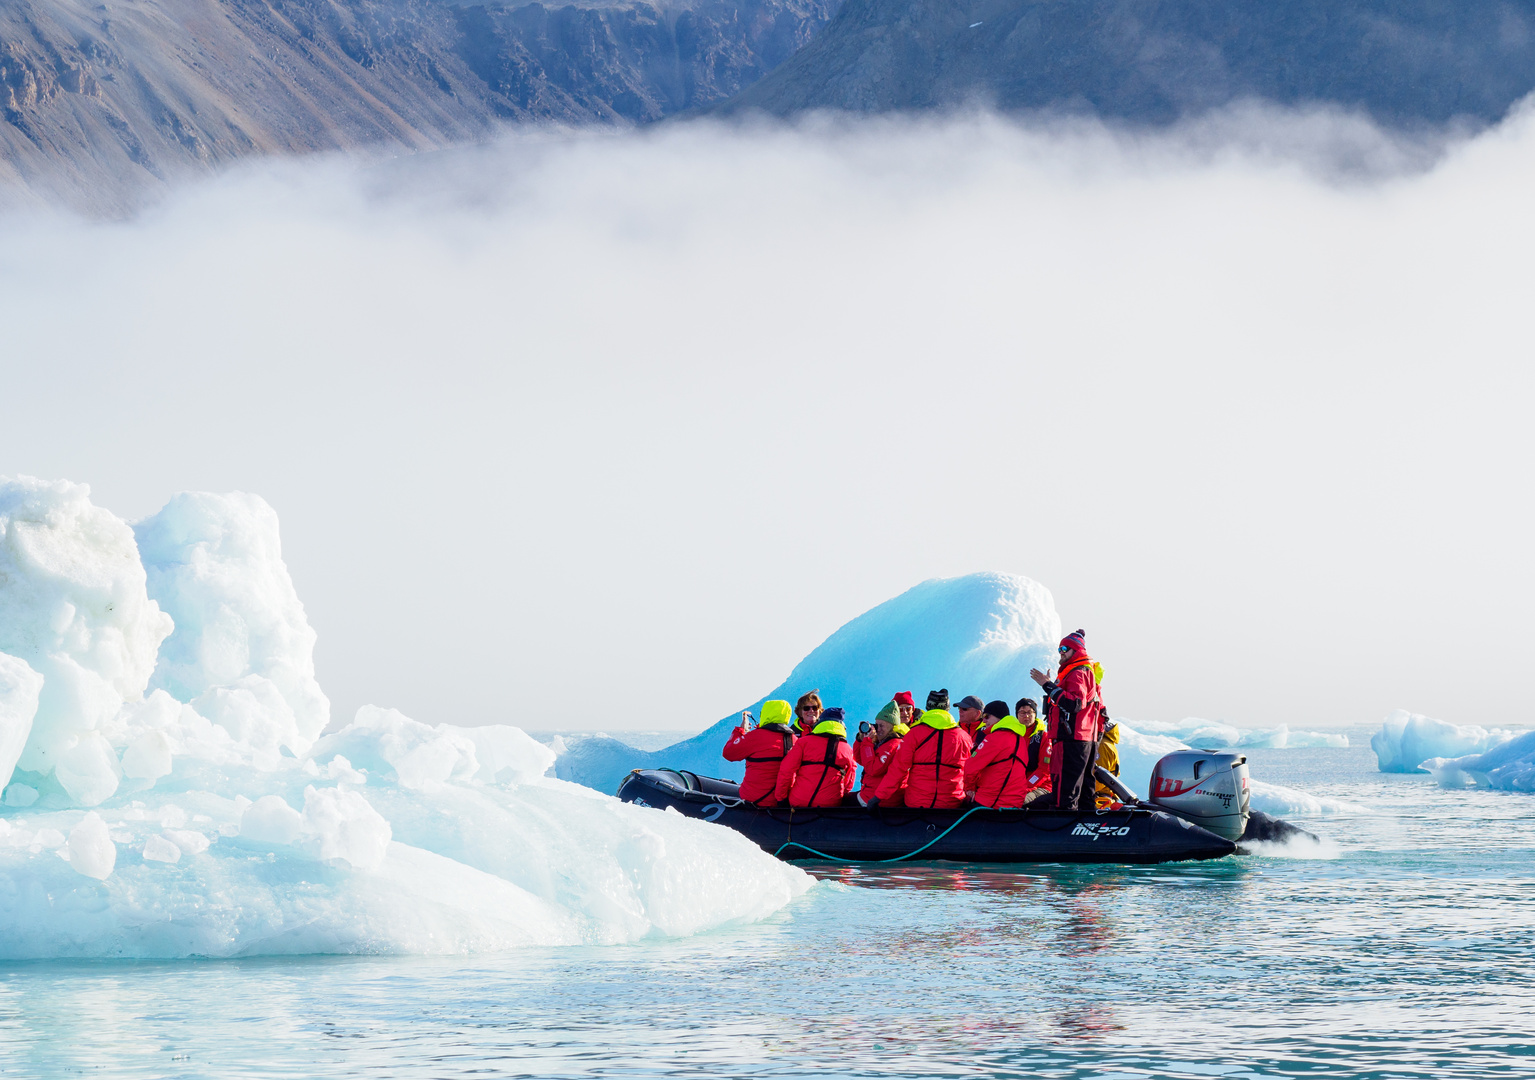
[617, 749, 1314, 864]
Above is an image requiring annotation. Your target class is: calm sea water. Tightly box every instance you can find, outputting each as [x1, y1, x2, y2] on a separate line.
[3, 736, 1532, 1079]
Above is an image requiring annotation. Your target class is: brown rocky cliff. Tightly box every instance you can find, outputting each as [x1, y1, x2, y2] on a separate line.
[0, 0, 839, 213]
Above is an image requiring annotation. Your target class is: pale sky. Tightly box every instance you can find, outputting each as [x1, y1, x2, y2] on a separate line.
[2, 107, 1531, 734]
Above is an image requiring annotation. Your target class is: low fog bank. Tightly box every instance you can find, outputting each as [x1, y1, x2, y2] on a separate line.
[3, 103, 1531, 733]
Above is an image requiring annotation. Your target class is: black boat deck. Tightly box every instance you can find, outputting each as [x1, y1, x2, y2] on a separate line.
[617, 769, 1236, 864]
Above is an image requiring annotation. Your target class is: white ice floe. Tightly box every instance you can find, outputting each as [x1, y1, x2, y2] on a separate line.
[1370, 708, 1526, 774]
[0, 477, 810, 959]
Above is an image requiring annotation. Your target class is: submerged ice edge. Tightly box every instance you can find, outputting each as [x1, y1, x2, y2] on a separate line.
[0, 478, 810, 960]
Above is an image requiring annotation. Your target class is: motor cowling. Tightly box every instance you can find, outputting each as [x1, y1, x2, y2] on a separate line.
[1149, 750, 1251, 841]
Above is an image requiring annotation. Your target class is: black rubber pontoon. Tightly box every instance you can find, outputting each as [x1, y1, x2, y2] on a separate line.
[617, 769, 1236, 864]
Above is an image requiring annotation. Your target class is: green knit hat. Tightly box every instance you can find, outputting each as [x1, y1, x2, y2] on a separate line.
[875, 700, 901, 725]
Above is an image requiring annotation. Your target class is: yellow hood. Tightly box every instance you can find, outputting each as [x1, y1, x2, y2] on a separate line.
[918, 709, 957, 730]
[759, 699, 794, 728]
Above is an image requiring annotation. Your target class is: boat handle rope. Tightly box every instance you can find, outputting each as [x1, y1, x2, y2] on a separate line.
[772, 805, 987, 863]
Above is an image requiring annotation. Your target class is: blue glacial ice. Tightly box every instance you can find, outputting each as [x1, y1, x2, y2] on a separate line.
[0, 477, 809, 959]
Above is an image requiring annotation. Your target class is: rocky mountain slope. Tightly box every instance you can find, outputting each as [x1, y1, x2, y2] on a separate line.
[0, 0, 837, 210]
[718, 0, 1535, 125]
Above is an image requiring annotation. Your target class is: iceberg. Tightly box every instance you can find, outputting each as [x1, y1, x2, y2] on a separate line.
[1424, 729, 1535, 792]
[0, 477, 809, 959]
[555, 571, 1061, 793]
[1370, 708, 1525, 774]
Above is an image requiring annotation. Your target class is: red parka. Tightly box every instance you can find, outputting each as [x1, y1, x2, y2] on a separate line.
[854, 732, 907, 806]
[775, 721, 857, 807]
[876, 710, 973, 809]
[964, 718, 1050, 808]
[721, 699, 797, 805]
[1047, 657, 1103, 742]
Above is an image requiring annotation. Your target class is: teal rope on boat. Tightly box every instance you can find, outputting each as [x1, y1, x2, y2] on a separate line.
[773, 805, 987, 863]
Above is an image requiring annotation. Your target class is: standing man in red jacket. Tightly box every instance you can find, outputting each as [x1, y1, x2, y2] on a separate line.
[1030, 629, 1103, 812]
[775, 707, 857, 807]
[721, 699, 797, 805]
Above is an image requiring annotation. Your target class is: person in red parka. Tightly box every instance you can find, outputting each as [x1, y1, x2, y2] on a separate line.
[721, 699, 797, 805]
[793, 690, 823, 735]
[774, 707, 857, 807]
[870, 703, 973, 809]
[954, 695, 988, 743]
[964, 701, 1052, 808]
[1031, 628, 1104, 812]
[853, 701, 909, 806]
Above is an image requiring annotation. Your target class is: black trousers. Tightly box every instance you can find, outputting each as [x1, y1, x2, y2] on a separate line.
[1055, 737, 1099, 812]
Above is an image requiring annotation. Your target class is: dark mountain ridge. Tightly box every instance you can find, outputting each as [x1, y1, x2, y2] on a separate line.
[717, 0, 1535, 126]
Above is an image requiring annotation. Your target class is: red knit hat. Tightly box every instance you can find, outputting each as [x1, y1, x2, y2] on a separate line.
[893, 691, 915, 708]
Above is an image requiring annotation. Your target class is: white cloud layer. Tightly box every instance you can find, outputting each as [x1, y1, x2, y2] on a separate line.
[2, 102, 1532, 732]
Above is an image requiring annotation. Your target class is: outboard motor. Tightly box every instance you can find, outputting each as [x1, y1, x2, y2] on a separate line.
[1149, 750, 1251, 841]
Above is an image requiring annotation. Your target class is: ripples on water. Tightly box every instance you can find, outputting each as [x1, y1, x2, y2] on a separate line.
[2, 739, 1532, 1078]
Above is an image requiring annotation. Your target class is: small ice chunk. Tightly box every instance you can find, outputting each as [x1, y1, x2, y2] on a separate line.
[239, 795, 305, 846]
[163, 829, 211, 856]
[121, 729, 174, 781]
[393, 738, 466, 790]
[193, 676, 301, 757]
[67, 812, 116, 880]
[142, 834, 182, 863]
[53, 731, 122, 806]
[4, 783, 38, 807]
[158, 804, 188, 828]
[314, 706, 479, 790]
[302, 785, 391, 870]
[322, 755, 365, 783]
[465, 725, 555, 785]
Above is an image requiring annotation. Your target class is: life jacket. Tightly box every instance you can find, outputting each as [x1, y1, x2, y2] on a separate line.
[776, 720, 857, 808]
[877, 710, 971, 809]
[964, 717, 1036, 808]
